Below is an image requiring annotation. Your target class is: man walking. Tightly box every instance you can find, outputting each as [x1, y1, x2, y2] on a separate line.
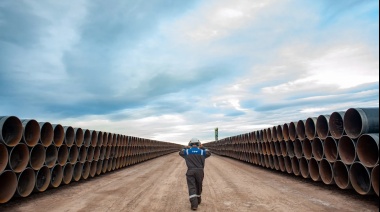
[179, 138, 211, 210]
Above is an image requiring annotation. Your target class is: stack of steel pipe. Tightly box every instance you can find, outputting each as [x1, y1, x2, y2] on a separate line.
[0, 116, 182, 204]
[204, 107, 379, 197]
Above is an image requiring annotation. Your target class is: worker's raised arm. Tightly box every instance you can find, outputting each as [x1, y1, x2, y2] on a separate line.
[179, 146, 189, 158]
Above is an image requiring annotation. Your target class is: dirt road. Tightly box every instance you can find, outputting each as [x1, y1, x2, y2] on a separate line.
[0, 153, 378, 212]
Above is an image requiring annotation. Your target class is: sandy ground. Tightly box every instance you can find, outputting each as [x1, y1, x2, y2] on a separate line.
[0, 153, 378, 212]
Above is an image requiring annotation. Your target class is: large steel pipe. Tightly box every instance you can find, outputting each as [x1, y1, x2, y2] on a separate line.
[97, 131, 103, 147]
[333, 160, 351, 189]
[329, 112, 345, 139]
[0, 116, 23, 147]
[317, 115, 330, 139]
[90, 130, 97, 147]
[20, 119, 40, 147]
[309, 158, 321, 181]
[78, 146, 87, 163]
[302, 138, 312, 160]
[294, 139, 303, 159]
[8, 143, 29, 173]
[357, 134, 379, 168]
[282, 123, 290, 141]
[83, 129, 91, 147]
[286, 141, 294, 157]
[319, 159, 334, 185]
[29, 143, 46, 170]
[52, 124, 64, 147]
[306, 117, 318, 139]
[0, 170, 17, 203]
[94, 146, 100, 161]
[50, 164, 63, 188]
[96, 160, 103, 175]
[100, 146, 106, 160]
[274, 141, 281, 156]
[324, 137, 338, 163]
[291, 157, 300, 176]
[312, 138, 324, 161]
[299, 157, 310, 178]
[62, 163, 73, 185]
[338, 136, 357, 165]
[273, 156, 280, 171]
[73, 162, 83, 182]
[278, 156, 285, 172]
[289, 122, 298, 141]
[280, 140, 287, 157]
[39, 122, 53, 147]
[87, 146, 94, 162]
[102, 132, 108, 147]
[0, 143, 8, 172]
[272, 126, 277, 142]
[16, 167, 35, 197]
[371, 165, 379, 197]
[296, 120, 306, 140]
[89, 161, 97, 178]
[63, 126, 75, 147]
[68, 146, 79, 164]
[102, 159, 108, 173]
[82, 161, 90, 180]
[57, 145, 69, 166]
[74, 128, 84, 147]
[35, 166, 51, 192]
[284, 156, 293, 174]
[344, 108, 379, 139]
[349, 162, 373, 195]
[276, 125, 284, 141]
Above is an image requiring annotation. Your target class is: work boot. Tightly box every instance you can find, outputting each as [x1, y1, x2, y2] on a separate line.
[190, 197, 198, 210]
[198, 196, 202, 205]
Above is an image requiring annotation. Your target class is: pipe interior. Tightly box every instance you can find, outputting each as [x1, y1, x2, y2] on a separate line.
[97, 131, 103, 146]
[10, 144, 29, 172]
[338, 136, 356, 164]
[317, 115, 330, 139]
[63, 164, 73, 184]
[284, 156, 292, 174]
[83, 129, 91, 147]
[0, 143, 8, 172]
[51, 165, 63, 187]
[53, 125, 64, 146]
[299, 158, 309, 178]
[289, 122, 297, 141]
[329, 112, 345, 139]
[294, 139, 303, 158]
[90, 161, 97, 177]
[30, 144, 46, 170]
[287, 141, 294, 157]
[82, 162, 90, 179]
[306, 118, 317, 139]
[73, 163, 83, 181]
[96, 160, 103, 175]
[324, 137, 338, 162]
[87, 146, 94, 161]
[357, 134, 379, 167]
[0, 171, 17, 203]
[58, 145, 69, 165]
[282, 124, 289, 141]
[277, 125, 283, 140]
[350, 163, 371, 194]
[69, 146, 79, 164]
[94, 147, 100, 161]
[312, 138, 324, 161]
[75, 128, 84, 146]
[302, 138, 312, 159]
[371, 166, 379, 196]
[309, 159, 319, 181]
[333, 161, 350, 189]
[40, 122, 53, 147]
[17, 168, 35, 197]
[91, 131, 97, 147]
[291, 157, 300, 175]
[65, 127, 75, 147]
[320, 159, 333, 184]
[45, 145, 58, 168]
[296, 120, 306, 140]
[79, 146, 87, 163]
[1, 116, 23, 146]
[344, 108, 363, 138]
[36, 166, 51, 192]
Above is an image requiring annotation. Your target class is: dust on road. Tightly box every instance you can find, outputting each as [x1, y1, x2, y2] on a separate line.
[0, 153, 378, 212]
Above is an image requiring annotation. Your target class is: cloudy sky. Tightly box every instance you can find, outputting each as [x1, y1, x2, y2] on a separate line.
[0, 0, 378, 145]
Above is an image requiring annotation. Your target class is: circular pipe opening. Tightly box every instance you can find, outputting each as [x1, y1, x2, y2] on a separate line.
[350, 162, 372, 195]
[30, 143, 46, 170]
[94, 146, 100, 161]
[78, 146, 87, 163]
[267, 128, 272, 142]
[273, 156, 279, 171]
[21, 119, 40, 147]
[87, 146, 94, 162]
[100, 146, 106, 160]
[17, 167, 36, 197]
[276, 125, 283, 141]
[102, 132, 108, 147]
[50, 164, 63, 187]
[338, 136, 356, 165]
[371, 165, 379, 197]
[312, 138, 324, 161]
[299, 157, 309, 178]
[57, 145, 69, 166]
[96, 160, 103, 175]
[296, 120, 306, 140]
[82, 161, 90, 180]
[39, 122, 53, 147]
[319, 159, 334, 185]
[284, 156, 292, 174]
[272, 126, 277, 142]
[106, 146, 111, 159]
[53, 124, 64, 147]
[286, 141, 294, 157]
[357, 134, 379, 168]
[73, 162, 83, 182]
[102, 159, 108, 173]
[278, 156, 285, 172]
[62, 163, 73, 185]
[63, 126, 75, 147]
[317, 115, 330, 139]
[9, 143, 30, 172]
[90, 130, 97, 147]
[344, 108, 363, 139]
[333, 160, 351, 189]
[68, 146, 79, 164]
[302, 138, 312, 160]
[45, 145, 58, 168]
[294, 139, 303, 159]
[289, 122, 297, 141]
[35, 166, 51, 192]
[282, 123, 290, 141]
[97, 131, 103, 147]
[0, 116, 23, 147]
[0, 143, 8, 172]
[108, 133, 113, 147]
[291, 157, 300, 176]
[329, 112, 345, 139]
[274, 141, 281, 156]
[89, 161, 97, 178]
[324, 137, 338, 163]
[270, 142, 275, 155]
[83, 129, 91, 147]
[74, 128, 84, 147]
[280, 140, 287, 157]
[306, 117, 318, 139]
[0, 170, 17, 203]
[309, 158, 320, 181]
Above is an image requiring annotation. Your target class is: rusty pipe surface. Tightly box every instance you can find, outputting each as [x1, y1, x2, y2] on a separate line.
[0, 143, 8, 173]
[349, 162, 373, 195]
[39, 122, 53, 147]
[82, 161, 90, 180]
[29, 143, 46, 170]
[317, 115, 330, 139]
[73, 162, 83, 182]
[282, 123, 290, 141]
[302, 138, 312, 160]
[96, 160, 103, 175]
[102, 132, 108, 147]
[87, 146, 94, 162]
[94, 146, 100, 161]
[291, 157, 300, 176]
[273, 155, 280, 171]
[57, 145, 69, 166]
[319, 159, 335, 185]
[100, 146, 106, 160]
[306, 117, 318, 139]
[323, 137, 338, 163]
[338, 136, 357, 165]
[309, 158, 321, 181]
[274, 141, 281, 156]
[63, 126, 75, 147]
[286, 140, 295, 158]
[102, 159, 108, 173]
[357, 134, 379, 168]
[35, 166, 51, 192]
[50, 164, 63, 188]
[312, 138, 324, 161]
[62, 163, 73, 185]
[74, 128, 84, 147]
[68, 146, 79, 164]
[284, 156, 293, 174]
[294, 139, 303, 159]
[16, 167, 35, 197]
[278, 156, 285, 172]
[344, 108, 379, 139]
[272, 126, 277, 142]
[276, 125, 284, 141]
[78, 146, 87, 163]
[329, 112, 345, 139]
[333, 160, 351, 189]
[83, 129, 91, 147]
[299, 157, 310, 179]
[0, 170, 17, 203]
[20, 119, 40, 147]
[8, 143, 29, 173]
[280, 140, 287, 157]
[371, 165, 379, 197]
[289, 122, 298, 141]
[296, 120, 306, 140]
[89, 161, 97, 178]
[90, 130, 98, 147]
[97, 131, 103, 147]
[52, 124, 64, 147]
[0, 116, 23, 147]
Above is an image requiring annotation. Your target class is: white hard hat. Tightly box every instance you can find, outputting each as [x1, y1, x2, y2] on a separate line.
[189, 138, 201, 146]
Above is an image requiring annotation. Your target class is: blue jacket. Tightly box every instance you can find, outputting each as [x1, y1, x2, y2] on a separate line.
[179, 147, 211, 169]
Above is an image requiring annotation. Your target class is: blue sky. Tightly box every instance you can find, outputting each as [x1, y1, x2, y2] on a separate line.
[0, 0, 378, 145]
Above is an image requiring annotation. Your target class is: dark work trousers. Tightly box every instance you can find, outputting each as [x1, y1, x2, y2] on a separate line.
[186, 168, 204, 206]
